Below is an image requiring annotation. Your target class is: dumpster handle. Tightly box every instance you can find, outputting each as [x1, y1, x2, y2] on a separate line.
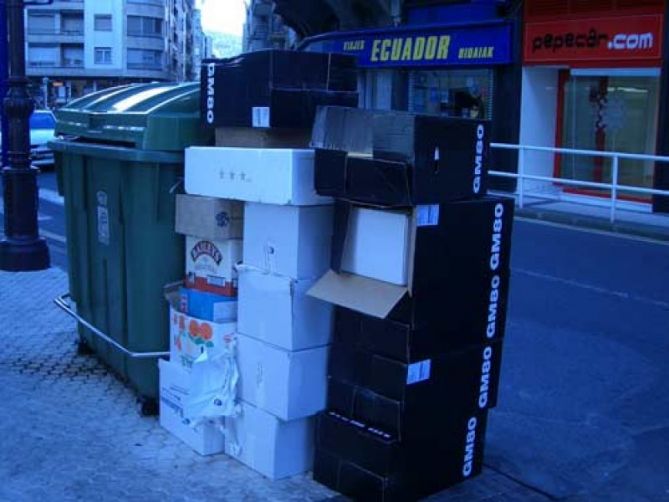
[169, 178, 183, 194]
[53, 293, 169, 359]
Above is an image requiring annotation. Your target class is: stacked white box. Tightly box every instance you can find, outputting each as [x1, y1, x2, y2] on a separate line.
[184, 147, 334, 478]
[224, 400, 315, 480]
[235, 331, 328, 420]
[185, 147, 332, 206]
[237, 267, 332, 351]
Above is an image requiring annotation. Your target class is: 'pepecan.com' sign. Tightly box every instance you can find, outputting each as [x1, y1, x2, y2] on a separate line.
[524, 15, 663, 65]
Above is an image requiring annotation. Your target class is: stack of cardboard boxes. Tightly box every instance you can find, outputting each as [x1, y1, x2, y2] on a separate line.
[307, 107, 515, 499]
[158, 50, 359, 480]
[159, 194, 242, 455]
[184, 147, 336, 479]
[158, 49, 515, 498]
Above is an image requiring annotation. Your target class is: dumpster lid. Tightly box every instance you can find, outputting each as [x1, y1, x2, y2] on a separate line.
[53, 82, 210, 151]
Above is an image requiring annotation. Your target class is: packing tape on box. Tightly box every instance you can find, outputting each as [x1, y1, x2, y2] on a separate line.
[221, 415, 242, 457]
[236, 263, 293, 287]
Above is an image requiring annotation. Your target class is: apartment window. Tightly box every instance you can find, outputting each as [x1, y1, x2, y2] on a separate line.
[127, 48, 163, 69]
[94, 15, 112, 31]
[27, 13, 56, 34]
[28, 43, 58, 67]
[61, 13, 84, 35]
[62, 44, 84, 67]
[127, 15, 163, 37]
[94, 47, 112, 65]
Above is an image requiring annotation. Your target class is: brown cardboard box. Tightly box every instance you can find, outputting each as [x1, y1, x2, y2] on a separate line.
[175, 194, 243, 241]
[215, 127, 311, 149]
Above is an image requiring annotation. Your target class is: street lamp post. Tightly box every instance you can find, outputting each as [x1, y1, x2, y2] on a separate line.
[0, 0, 8, 167]
[0, 0, 50, 271]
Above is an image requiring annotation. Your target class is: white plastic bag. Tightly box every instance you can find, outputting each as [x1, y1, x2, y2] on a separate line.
[184, 347, 239, 421]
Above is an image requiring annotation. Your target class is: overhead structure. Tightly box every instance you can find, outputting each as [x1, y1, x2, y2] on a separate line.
[273, 0, 393, 37]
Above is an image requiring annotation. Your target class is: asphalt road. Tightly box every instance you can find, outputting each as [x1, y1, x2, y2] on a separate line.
[2, 171, 668, 499]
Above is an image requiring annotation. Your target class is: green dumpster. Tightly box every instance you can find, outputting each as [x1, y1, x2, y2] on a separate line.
[50, 83, 212, 413]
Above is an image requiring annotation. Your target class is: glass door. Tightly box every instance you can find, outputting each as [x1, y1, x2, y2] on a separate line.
[558, 72, 659, 201]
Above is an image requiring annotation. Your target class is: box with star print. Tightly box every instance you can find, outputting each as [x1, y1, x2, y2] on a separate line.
[185, 147, 332, 206]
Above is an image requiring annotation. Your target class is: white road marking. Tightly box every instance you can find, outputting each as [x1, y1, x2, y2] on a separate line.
[516, 217, 669, 247]
[41, 229, 67, 244]
[39, 188, 64, 206]
[515, 268, 669, 310]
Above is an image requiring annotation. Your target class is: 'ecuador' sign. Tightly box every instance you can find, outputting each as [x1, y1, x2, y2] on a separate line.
[315, 23, 512, 68]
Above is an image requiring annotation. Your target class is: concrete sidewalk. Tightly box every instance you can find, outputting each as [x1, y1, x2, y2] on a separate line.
[0, 268, 542, 502]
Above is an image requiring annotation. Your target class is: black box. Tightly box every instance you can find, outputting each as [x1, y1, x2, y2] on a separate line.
[201, 51, 358, 128]
[315, 409, 487, 499]
[313, 448, 407, 502]
[334, 305, 508, 361]
[311, 106, 490, 205]
[309, 196, 514, 348]
[327, 340, 503, 437]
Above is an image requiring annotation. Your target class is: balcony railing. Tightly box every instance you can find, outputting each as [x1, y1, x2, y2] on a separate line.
[28, 60, 83, 68]
[127, 62, 164, 70]
[63, 59, 83, 68]
[28, 28, 84, 36]
[28, 60, 57, 67]
[127, 31, 163, 39]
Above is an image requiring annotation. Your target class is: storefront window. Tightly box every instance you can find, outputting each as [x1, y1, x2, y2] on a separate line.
[409, 69, 494, 120]
[559, 73, 659, 198]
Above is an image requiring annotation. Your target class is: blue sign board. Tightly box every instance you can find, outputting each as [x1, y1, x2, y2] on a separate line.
[306, 23, 512, 68]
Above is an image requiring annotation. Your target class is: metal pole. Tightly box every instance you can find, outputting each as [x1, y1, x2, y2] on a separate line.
[518, 146, 525, 208]
[0, 0, 50, 271]
[42, 76, 48, 109]
[0, 0, 8, 167]
[610, 155, 619, 223]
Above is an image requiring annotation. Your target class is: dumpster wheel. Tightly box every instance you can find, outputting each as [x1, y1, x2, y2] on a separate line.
[138, 396, 158, 417]
[76, 337, 94, 356]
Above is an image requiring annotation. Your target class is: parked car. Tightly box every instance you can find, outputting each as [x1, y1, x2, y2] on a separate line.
[0, 109, 56, 168]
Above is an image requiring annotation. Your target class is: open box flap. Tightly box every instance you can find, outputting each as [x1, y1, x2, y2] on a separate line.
[307, 270, 408, 319]
[163, 281, 182, 310]
[311, 106, 373, 155]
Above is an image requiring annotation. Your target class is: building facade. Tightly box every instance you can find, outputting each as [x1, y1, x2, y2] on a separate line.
[301, 0, 522, 192]
[25, 0, 200, 107]
[192, 9, 213, 78]
[243, 0, 297, 52]
[275, 0, 669, 213]
[520, 0, 668, 212]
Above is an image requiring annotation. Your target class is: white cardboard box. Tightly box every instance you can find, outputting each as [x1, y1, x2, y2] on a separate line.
[237, 265, 333, 351]
[185, 236, 243, 296]
[158, 359, 225, 456]
[225, 400, 314, 480]
[340, 206, 411, 286]
[185, 147, 332, 206]
[169, 306, 236, 370]
[235, 331, 328, 421]
[243, 203, 333, 279]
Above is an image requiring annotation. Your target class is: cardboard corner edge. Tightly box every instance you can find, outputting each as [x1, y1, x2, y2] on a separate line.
[307, 270, 407, 320]
[164, 281, 183, 309]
